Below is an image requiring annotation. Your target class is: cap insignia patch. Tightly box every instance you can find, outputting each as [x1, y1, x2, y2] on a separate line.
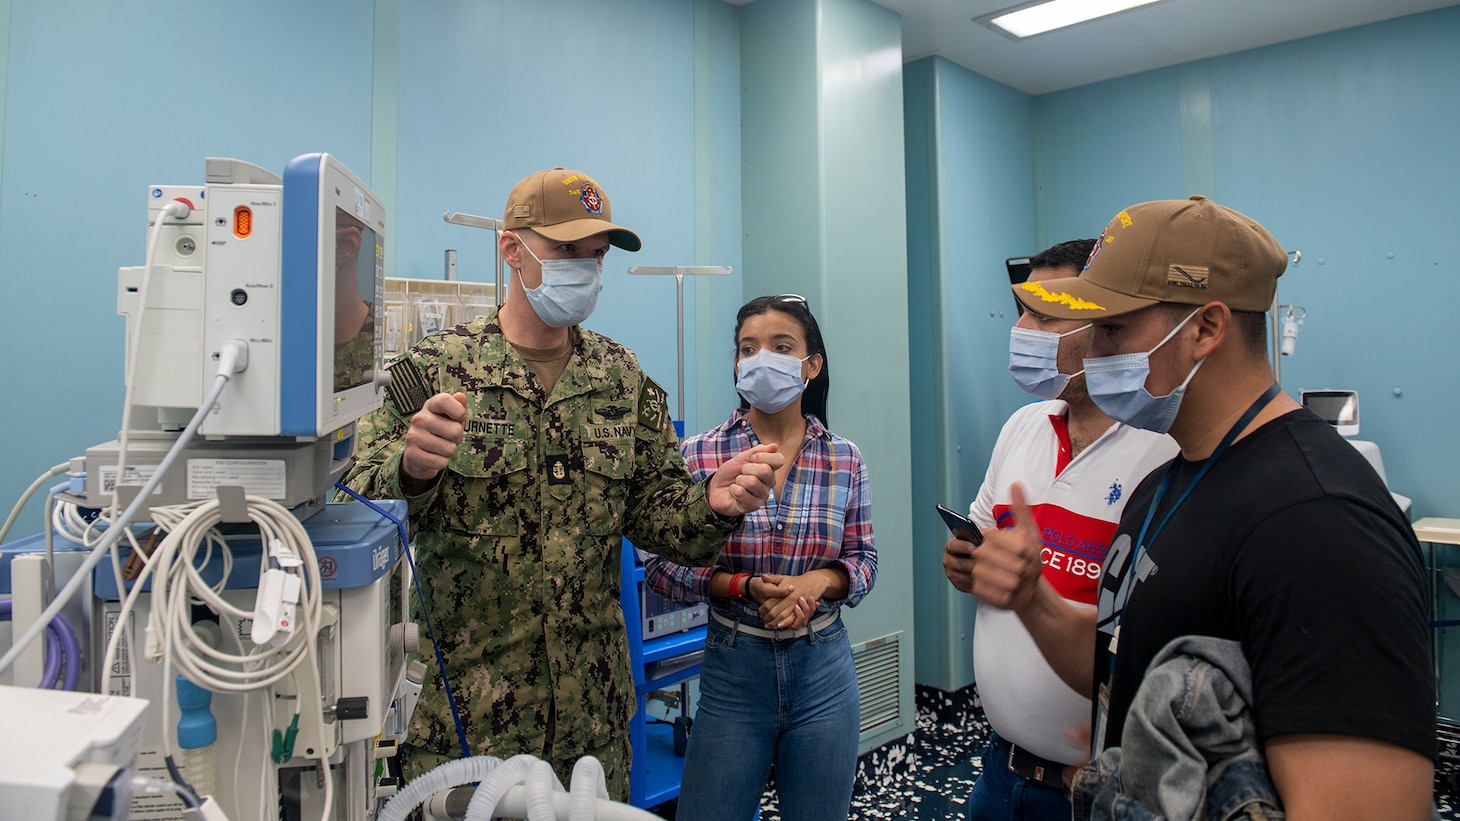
[1166, 265, 1209, 290]
[1019, 280, 1106, 312]
[579, 183, 603, 215]
[1084, 232, 1107, 271]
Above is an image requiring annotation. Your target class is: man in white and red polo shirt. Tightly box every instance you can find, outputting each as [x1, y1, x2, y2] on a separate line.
[943, 240, 1177, 820]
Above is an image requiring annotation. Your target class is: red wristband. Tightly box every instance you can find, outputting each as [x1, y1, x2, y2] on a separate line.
[729, 572, 751, 600]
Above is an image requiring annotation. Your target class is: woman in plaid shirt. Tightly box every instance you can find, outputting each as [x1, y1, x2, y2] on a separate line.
[644, 294, 878, 821]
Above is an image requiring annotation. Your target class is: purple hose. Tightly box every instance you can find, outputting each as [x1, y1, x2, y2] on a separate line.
[1, 597, 82, 690]
[50, 605, 81, 690]
[40, 624, 62, 688]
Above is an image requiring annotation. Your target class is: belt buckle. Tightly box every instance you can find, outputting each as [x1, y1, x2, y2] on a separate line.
[1006, 743, 1048, 784]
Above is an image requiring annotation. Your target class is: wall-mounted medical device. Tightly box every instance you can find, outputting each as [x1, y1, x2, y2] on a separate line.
[1300, 389, 1359, 437]
[1302, 389, 1412, 518]
[120, 154, 387, 440]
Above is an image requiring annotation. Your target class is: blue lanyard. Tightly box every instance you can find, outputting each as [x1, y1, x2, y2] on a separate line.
[1110, 382, 1281, 629]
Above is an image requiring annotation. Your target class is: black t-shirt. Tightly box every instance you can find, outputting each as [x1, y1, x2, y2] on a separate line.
[1093, 408, 1434, 760]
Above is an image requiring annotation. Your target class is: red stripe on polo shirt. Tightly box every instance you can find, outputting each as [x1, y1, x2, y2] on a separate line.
[992, 502, 1117, 604]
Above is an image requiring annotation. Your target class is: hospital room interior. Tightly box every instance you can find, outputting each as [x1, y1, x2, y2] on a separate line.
[1, 0, 1458, 818]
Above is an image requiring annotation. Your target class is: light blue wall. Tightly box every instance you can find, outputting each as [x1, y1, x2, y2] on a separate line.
[1034, 68, 1186, 244]
[690, 0, 745, 434]
[0, 0, 743, 539]
[904, 56, 1037, 690]
[1035, 6, 1460, 520]
[390, 0, 728, 411]
[742, 0, 916, 750]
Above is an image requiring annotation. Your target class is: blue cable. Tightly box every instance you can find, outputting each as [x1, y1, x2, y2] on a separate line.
[333, 483, 473, 759]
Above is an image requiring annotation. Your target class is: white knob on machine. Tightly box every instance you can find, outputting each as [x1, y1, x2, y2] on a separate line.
[390, 622, 421, 655]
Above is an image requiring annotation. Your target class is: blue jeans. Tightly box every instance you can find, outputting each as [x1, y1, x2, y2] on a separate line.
[675, 614, 859, 821]
[966, 732, 1073, 821]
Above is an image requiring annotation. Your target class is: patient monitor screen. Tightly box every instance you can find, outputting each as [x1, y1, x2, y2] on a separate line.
[333, 207, 378, 393]
[1304, 391, 1358, 428]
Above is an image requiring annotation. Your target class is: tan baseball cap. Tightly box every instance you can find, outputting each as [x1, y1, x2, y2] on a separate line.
[502, 167, 642, 252]
[1012, 196, 1288, 319]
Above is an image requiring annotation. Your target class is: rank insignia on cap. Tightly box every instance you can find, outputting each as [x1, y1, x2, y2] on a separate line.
[580, 183, 603, 215]
[548, 455, 571, 485]
[1166, 264, 1209, 290]
[1018, 280, 1106, 312]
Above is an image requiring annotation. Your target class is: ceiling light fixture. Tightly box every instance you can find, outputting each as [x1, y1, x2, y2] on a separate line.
[984, 0, 1169, 39]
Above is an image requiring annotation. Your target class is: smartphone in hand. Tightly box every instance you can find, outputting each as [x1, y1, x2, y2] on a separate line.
[936, 504, 984, 546]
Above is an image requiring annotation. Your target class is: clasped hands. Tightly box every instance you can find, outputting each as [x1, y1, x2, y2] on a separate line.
[743, 572, 827, 631]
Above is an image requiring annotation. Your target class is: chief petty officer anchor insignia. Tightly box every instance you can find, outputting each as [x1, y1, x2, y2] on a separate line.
[548, 454, 571, 486]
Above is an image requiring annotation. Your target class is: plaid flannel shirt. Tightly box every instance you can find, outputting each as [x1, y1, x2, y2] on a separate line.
[643, 408, 877, 627]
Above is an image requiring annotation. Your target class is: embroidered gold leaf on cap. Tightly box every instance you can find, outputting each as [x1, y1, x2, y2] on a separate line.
[1019, 281, 1106, 311]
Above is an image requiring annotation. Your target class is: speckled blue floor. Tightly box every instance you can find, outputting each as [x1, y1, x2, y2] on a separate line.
[658, 684, 1460, 820]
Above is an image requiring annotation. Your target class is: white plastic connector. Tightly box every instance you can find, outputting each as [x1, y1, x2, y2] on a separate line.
[161, 199, 192, 221]
[216, 339, 249, 376]
[144, 623, 163, 663]
[251, 568, 288, 645]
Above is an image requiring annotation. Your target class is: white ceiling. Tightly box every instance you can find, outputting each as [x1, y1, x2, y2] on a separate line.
[731, 0, 1460, 95]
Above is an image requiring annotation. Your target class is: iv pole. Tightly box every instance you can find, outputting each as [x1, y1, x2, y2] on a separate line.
[443, 211, 506, 304]
[626, 266, 734, 424]
[1270, 249, 1303, 384]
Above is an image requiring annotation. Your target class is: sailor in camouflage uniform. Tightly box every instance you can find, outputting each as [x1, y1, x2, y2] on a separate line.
[340, 168, 782, 799]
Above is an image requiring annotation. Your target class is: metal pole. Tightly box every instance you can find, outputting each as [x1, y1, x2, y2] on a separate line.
[495, 238, 504, 307]
[442, 211, 507, 306]
[626, 265, 734, 426]
[676, 273, 686, 422]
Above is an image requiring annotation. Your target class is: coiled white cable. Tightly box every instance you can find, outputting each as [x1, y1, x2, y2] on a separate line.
[98, 502, 236, 694]
[101, 492, 330, 820]
[99, 494, 322, 694]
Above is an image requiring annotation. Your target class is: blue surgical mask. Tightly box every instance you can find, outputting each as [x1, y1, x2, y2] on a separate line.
[736, 349, 810, 413]
[515, 235, 603, 328]
[1008, 324, 1091, 400]
[1083, 308, 1203, 434]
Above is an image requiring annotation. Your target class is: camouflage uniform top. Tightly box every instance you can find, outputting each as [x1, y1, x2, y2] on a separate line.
[339, 306, 737, 791]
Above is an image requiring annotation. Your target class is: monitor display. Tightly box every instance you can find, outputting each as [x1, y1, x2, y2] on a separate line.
[1301, 390, 1359, 436]
[281, 152, 386, 438]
